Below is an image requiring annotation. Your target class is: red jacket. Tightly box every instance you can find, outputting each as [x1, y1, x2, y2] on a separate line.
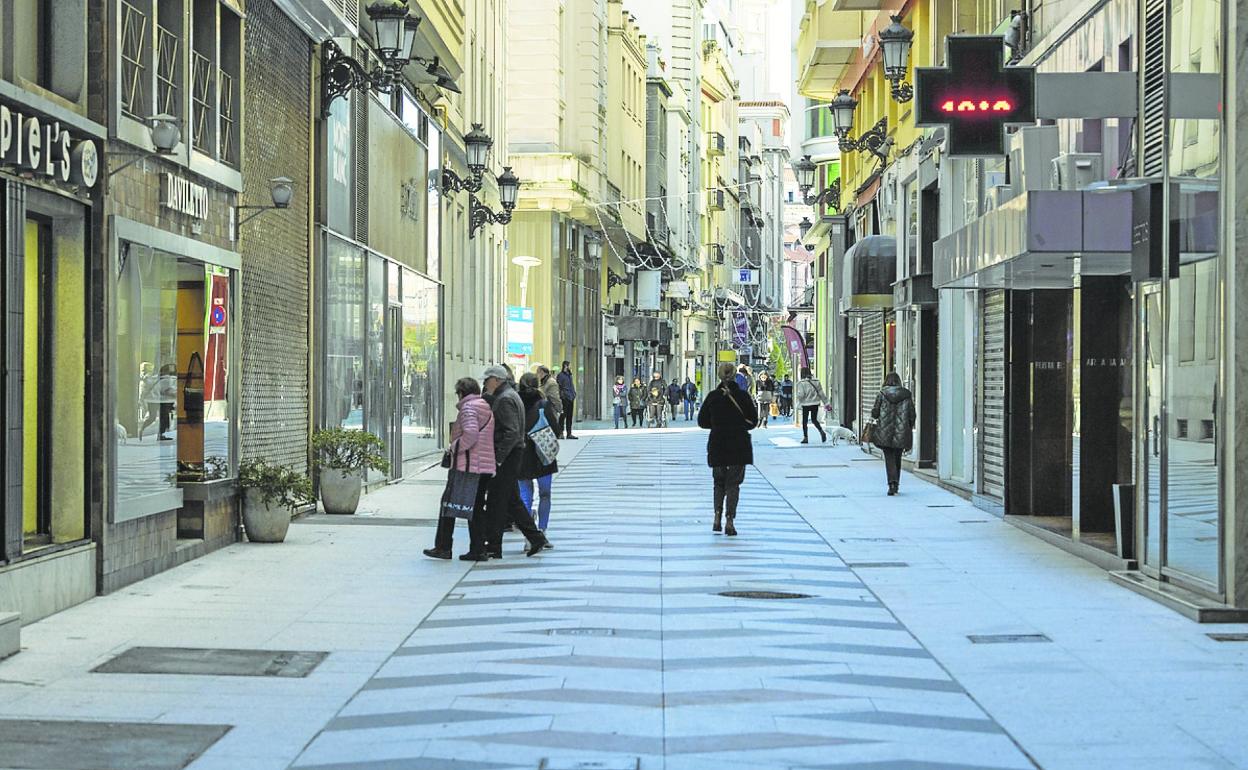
[450, 394, 495, 475]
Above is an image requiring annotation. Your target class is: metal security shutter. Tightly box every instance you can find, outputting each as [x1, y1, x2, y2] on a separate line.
[1140, 0, 1166, 176]
[980, 290, 1007, 501]
[859, 313, 885, 435]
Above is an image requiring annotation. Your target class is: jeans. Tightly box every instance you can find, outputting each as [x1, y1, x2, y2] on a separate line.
[683, 399, 696, 420]
[560, 398, 575, 438]
[712, 465, 746, 518]
[613, 403, 627, 429]
[434, 473, 491, 553]
[801, 405, 824, 440]
[881, 447, 903, 489]
[486, 449, 545, 554]
[519, 474, 553, 530]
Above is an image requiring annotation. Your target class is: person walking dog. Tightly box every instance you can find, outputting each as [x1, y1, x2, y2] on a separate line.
[795, 367, 829, 444]
[871, 372, 916, 496]
[698, 362, 758, 536]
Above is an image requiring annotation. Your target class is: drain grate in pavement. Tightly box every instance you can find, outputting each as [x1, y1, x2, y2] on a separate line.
[93, 647, 328, 677]
[840, 537, 895, 543]
[719, 590, 812, 600]
[959, 520, 993, 524]
[0, 719, 230, 770]
[847, 562, 909, 568]
[968, 634, 1052, 644]
[786, 475, 819, 479]
[548, 628, 617, 636]
[540, 759, 640, 770]
[808, 494, 846, 498]
[927, 504, 955, 508]
[1208, 633, 1248, 642]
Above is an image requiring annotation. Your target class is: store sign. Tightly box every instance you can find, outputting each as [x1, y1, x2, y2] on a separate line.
[915, 36, 1036, 157]
[506, 306, 534, 356]
[161, 173, 209, 219]
[732, 268, 759, 285]
[0, 103, 99, 188]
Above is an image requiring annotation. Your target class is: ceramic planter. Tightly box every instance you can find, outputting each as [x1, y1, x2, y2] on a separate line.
[319, 468, 363, 514]
[242, 489, 292, 542]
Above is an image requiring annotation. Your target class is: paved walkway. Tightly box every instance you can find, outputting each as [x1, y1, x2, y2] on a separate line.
[1, 423, 1247, 770]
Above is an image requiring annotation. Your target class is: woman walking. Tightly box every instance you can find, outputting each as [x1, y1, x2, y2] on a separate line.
[627, 377, 646, 427]
[611, 375, 628, 429]
[871, 372, 916, 496]
[698, 362, 758, 536]
[517, 373, 559, 534]
[755, 372, 776, 428]
[424, 377, 494, 560]
[795, 367, 829, 444]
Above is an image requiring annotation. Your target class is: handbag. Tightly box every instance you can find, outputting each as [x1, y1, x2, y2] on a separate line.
[860, 420, 876, 445]
[528, 402, 560, 466]
[769, 401, 780, 418]
[439, 466, 482, 519]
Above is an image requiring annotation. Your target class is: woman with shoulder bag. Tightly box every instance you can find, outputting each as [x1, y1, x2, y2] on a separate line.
[698, 362, 758, 536]
[627, 377, 646, 428]
[795, 367, 829, 444]
[611, 375, 628, 429]
[871, 372, 916, 496]
[517, 373, 559, 540]
[755, 372, 776, 428]
[424, 378, 494, 560]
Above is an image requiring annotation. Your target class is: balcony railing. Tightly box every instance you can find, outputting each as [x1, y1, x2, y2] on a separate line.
[120, 1, 148, 120]
[707, 132, 726, 156]
[191, 51, 214, 156]
[709, 189, 725, 210]
[708, 243, 725, 264]
[156, 24, 181, 119]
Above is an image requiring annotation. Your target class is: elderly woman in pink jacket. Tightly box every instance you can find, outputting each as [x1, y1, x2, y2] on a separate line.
[424, 377, 495, 560]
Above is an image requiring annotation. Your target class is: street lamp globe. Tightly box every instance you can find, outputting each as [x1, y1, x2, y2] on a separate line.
[829, 89, 859, 138]
[878, 15, 914, 81]
[148, 114, 181, 154]
[586, 232, 603, 262]
[793, 155, 817, 193]
[512, 255, 541, 269]
[269, 177, 295, 209]
[497, 166, 520, 210]
[464, 123, 493, 175]
[366, 1, 411, 63]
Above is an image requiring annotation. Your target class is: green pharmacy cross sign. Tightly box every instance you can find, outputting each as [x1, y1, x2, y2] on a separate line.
[915, 36, 1036, 157]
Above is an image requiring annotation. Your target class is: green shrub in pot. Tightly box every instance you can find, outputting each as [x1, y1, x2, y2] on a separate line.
[312, 428, 391, 514]
[238, 460, 315, 542]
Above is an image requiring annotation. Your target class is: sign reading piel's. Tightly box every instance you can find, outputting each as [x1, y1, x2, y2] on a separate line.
[0, 103, 99, 188]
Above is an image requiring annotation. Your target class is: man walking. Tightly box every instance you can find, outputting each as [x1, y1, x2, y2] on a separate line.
[482, 366, 549, 558]
[556, 361, 578, 439]
[536, 364, 564, 425]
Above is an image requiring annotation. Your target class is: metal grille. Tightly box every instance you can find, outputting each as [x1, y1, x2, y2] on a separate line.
[1140, 0, 1166, 176]
[156, 25, 181, 119]
[219, 69, 236, 166]
[859, 313, 885, 436]
[120, 1, 149, 120]
[191, 51, 214, 155]
[353, 89, 368, 242]
[980, 290, 1007, 501]
[330, 0, 360, 27]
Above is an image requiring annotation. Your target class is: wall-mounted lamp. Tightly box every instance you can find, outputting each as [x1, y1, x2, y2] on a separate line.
[585, 231, 604, 265]
[878, 15, 915, 103]
[235, 177, 295, 241]
[107, 115, 180, 177]
[827, 90, 892, 166]
[792, 156, 842, 211]
[468, 166, 520, 239]
[441, 124, 495, 195]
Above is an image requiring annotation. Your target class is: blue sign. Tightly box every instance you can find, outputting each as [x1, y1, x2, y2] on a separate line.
[506, 305, 534, 356]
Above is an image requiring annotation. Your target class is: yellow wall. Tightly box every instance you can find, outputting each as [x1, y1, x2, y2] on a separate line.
[23, 221, 39, 536]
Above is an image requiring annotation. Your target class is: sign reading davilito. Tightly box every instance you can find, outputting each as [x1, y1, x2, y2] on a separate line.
[161, 173, 209, 220]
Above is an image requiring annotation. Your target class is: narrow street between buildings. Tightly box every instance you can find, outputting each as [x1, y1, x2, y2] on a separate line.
[2, 425, 1246, 770]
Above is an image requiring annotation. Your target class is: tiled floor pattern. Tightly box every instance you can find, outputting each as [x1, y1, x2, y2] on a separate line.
[290, 430, 1037, 770]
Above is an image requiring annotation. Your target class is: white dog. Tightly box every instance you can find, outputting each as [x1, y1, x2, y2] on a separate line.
[827, 425, 858, 446]
[115, 422, 129, 445]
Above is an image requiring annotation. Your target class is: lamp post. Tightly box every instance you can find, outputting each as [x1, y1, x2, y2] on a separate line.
[792, 155, 842, 211]
[512, 255, 542, 308]
[878, 15, 915, 102]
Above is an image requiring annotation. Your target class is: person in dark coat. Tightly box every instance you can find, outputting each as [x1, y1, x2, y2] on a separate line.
[556, 361, 578, 439]
[482, 366, 549, 558]
[871, 371, 916, 496]
[698, 362, 758, 536]
[627, 377, 646, 427]
[666, 381, 683, 422]
[517, 372, 559, 538]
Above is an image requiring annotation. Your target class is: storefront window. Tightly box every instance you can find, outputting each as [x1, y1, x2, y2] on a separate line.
[323, 235, 365, 429]
[366, 255, 387, 464]
[402, 270, 440, 460]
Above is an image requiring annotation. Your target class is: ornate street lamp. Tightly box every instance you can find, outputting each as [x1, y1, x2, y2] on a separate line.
[442, 123, 495, 195]
[878, 15, 914, 103]
[586, 231, 604, 264]
[469, 166, 521, 239]
[793, 155, 816, 192]
[799, 217, 813, 241]
[828, 89, 859, 141]
[792, 155, 842, 211]
[827, 91, 892, 167]
[368, 1, 416, 64]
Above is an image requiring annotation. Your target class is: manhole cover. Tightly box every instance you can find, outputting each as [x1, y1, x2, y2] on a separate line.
[93, 647, 328, 678]
[0, 719, 230, 770]
[548, 628, 617, 636]
[1208, 633, 1248, 642]
[718, 590, 811, 600]
[968, 634, 1052, 644]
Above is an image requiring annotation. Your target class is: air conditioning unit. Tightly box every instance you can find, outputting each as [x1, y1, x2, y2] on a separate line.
[1008, 124, 1059, 195]
[1052, 153, 1105, 191]
[603, 324, 619, 345]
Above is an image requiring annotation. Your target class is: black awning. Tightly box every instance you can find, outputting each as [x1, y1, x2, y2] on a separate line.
[842, 235, 896, 312]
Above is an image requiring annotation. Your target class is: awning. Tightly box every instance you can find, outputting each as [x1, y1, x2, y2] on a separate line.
[841, 235, 896, 314]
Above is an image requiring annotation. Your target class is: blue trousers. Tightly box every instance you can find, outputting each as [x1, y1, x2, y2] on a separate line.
[613, 403, 627, 428]
[683, 399, 696, 420]
[519, 474, 553, 530]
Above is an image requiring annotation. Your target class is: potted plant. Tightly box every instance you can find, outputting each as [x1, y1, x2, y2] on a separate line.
[238, 459, 315, 542]
[311, 428, 391, 515]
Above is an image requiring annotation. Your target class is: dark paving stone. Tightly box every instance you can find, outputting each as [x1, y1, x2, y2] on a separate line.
[753, 617, 904, 630]
[501, 654, 662, 670]
[362, 672, 540, 690]
[664, 688, 854, 706]
[0, 719, 230, 770]
[326, 708, 539, 731]
[774, 641, 932, 658]
[91, 647, 327, 678]
[296, 759, 511, 770]
[420, 615, 560, 628]
[293, 515, 437, 527]
[800, 710, 1003, 733]
[393, 641, 555, 657]
[793, 673, 965, 693]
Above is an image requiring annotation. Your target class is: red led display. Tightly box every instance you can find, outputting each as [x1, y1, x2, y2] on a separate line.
[939, 99, 1014, 113]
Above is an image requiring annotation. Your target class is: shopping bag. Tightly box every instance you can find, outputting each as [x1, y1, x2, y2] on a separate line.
[528, 403, 560, 466]
[769, 401, 780, 418]
[440, 469, 482, 519]
[860, 420, 875, 446]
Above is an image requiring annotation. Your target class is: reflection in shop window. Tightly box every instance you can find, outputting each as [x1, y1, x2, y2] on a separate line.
[323, 236, 365, 429]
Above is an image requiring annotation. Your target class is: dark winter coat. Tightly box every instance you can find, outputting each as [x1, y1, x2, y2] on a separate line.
[871, 384, 916, 450]
[627, 384, 646, 410]
[518, 387, 559, 480]
[683, 382, 699, 401]
[698, 381, 758, 467]
[666, 383, 683, 405]
[646, 383, 667, 407]
[556, 370, 577, 401]
[486, 381, 525, 464]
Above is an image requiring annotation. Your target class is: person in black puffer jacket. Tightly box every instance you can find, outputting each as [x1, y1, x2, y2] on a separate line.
[517, 373, 559, 538]
[871, 372, 916, 496]
[698, 362, 758, 535]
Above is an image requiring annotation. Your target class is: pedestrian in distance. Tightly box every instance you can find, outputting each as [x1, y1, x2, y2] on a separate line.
[795, 367, 829, 444]
[556, 361, 578, 440]
[682, 377, 699, 421]
[611, 375, 628, 429]
[517, 373, 559, 538]
[647, 377, 668, 428]
[627, 377, 646, 427]
[871, 372, 916, 496]
[779, 375, 794, 417]
[536, 364, 564, 424]
[481, 365, 549, 559]
[424, 377, 494, 561]
[698, 362, 758, 536]
[756, 371, 776, 428]
[666, 380, 683, 422]
[734, 365, 752, 394]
